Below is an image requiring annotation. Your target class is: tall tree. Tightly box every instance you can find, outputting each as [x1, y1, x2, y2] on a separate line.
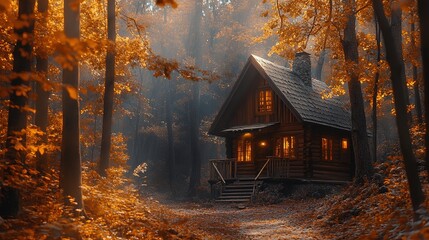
[342, 0, 374, 180]
[60, 0, 84, 209]
[410, 21, 423, 124]
[0, 0, 36, 218]
[372, 17, 381, 161]
[419, 0, 429, 177]
[390, 0, 411, 122]
[372, 0, 425, 213]
[35, 0, 49, 173]
[187, 0, 203, 197]
[99, 0, 116, 176]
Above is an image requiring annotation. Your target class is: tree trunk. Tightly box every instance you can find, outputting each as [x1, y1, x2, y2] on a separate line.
[391, 1, 412, 122]
[188, 83, 201, 197]
[0, 0, 36, 218]
[410, 22, 423, 124]
[166, 80, 176, 195]
[60, 0, 83, 209]
[35, 0, 49, 173]
[372, 0, 425, 213]
[372, 17, 381, 161]
[418, 0, 429, 178]
[187, 0, 203, 197]
[315, 49, 327, 81]
[99, 0, 116, 176]
[341, 0, 374, 181]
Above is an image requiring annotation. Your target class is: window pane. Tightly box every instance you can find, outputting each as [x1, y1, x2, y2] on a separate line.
[245, 141, 252, 161]
[329, 139, 333, 160]
[265, 90, 272, 112]
[283, 137, 290, 158]
[290, 136, 296, 159]
[237, 140, 243, 161]
[342, 138, 348, 149]
[322, 138, 328, 160]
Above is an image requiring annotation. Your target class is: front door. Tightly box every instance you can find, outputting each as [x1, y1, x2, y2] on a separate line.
[237, 139, 252, 162]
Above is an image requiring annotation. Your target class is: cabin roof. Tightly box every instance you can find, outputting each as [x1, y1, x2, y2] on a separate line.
[222, 122, 279, 133]
[251, 55, 351, 131]
[209, 55, 351, 135]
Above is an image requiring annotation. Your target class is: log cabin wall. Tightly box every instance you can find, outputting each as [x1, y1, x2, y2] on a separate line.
[229, 74, 298, 128]
[309, 125, 353, 181]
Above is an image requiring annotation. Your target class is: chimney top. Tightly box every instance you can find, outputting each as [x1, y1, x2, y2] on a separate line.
[293, 52, 312, 88]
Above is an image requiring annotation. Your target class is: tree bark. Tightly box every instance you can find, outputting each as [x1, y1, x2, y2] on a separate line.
[341, 0, 374, 181]
[410, 22, 423, 124]
[372, 0, 425, 213]
[315, 49, 327, 81]
[0, 0, 36, 218]
[99, 0, 116, 176]
[372, 17, 381, 161]
[60, 0, 83, 209]
[391, 1, 412, 122]
[166, 80, 176, 195]
[35, 0, 49, 173]
[187, 0, 203, 197]
[418, 0, 429, 178]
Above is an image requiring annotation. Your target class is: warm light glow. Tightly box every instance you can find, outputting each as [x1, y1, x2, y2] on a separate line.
[342, 138, 348, 149]
[243, 133, 252, 138]
[260, 141, 267, 147]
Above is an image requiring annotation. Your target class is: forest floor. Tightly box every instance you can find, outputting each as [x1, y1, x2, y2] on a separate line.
[159, 199, 324, 240]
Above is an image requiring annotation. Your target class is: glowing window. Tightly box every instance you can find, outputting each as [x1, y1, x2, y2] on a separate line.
[342, 138, 348, 150]
[322, 137, 333, 161]
[258, 90, 273, 113]
[276, 136, 296, 159]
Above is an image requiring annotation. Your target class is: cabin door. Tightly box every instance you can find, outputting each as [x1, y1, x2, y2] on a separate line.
[237, 139, 252, 162]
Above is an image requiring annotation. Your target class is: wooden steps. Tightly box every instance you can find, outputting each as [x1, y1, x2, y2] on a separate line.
[236, 162, 256, 179]
[215, 179, 262, 203]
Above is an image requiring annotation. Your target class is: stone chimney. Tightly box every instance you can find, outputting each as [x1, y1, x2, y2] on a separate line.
[292, 52, 312, 88]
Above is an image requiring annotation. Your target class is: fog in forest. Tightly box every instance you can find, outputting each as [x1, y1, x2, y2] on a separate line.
[75, 0, 400, 197]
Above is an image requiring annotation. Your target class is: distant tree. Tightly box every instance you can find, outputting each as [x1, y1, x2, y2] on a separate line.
[187, 0, 203, 197]
[60, 0, 84, 209]
[0, 0, 36, 218]
[372, 0, 425, 213]
[418, 0, 429, 177]
[99, 0, 116, 176]
[35, 0, 49, 173]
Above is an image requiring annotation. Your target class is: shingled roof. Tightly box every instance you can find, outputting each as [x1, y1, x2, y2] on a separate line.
[209, 55, 352, 135]
[251, 55, 351, 131]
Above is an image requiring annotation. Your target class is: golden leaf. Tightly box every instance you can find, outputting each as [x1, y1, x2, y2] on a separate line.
[65, 85, 78, 100]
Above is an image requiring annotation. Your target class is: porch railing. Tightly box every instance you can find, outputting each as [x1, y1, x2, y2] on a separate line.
[255, 157, 306, 179]
[209, 158, 237, 181]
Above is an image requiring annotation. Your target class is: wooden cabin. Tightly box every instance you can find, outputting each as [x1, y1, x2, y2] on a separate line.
[208, 53, 354, 190]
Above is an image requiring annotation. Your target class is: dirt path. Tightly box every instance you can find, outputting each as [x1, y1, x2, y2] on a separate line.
[162, 199, 325, 240]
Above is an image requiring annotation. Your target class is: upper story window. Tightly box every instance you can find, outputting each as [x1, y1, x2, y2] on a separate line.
[258, 89, 272, 113]
[322, 137, 333, 161]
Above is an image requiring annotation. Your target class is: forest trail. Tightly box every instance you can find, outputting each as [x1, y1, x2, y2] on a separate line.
[160, 199, 325, 240]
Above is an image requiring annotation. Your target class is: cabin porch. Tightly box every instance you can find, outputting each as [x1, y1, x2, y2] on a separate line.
[208, 157, 351, 202]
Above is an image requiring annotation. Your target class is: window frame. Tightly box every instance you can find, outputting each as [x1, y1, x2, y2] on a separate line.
[321, 137, 333, 161]
[256, 88, 273, 114]
[274, 135, 297, 159]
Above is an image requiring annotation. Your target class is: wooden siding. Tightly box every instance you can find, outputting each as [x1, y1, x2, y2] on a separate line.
[309, 125, 353, 181]
[229, 76, 298, 128]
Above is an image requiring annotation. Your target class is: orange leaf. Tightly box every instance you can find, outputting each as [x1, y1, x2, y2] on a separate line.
[65, 85, 78, 100]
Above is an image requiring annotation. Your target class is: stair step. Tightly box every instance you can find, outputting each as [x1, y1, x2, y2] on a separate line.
[215, 199, 250, 202]
[218, 195, 251, 200]
[224, 184, 254, 188]
[221, 192, 253, 196]
[223, 189, 253, 193]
